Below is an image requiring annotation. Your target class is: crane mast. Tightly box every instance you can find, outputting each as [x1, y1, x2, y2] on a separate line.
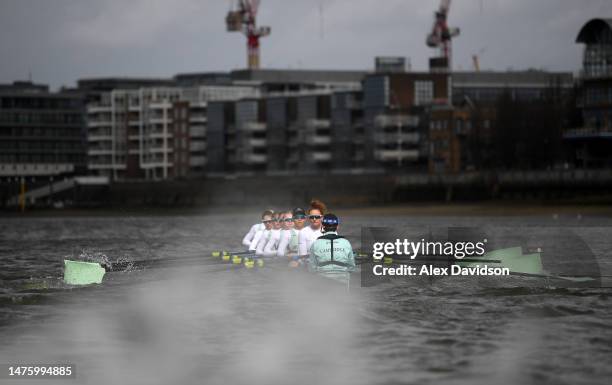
[226, 0, 271, 69]
[426, 0, 460, 71]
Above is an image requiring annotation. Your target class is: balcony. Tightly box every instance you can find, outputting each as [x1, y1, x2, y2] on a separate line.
[305, 135, 331, 145]
[189, 115, 207, 123]
[190, 126, 206, 138]
[87, 105, 112, 113]
[311, 152, 332, 162]
[87, 163, 126, 170]
[149, 102, 173, 110]
[148, 117, 171, 124]
[145, 147, 173, 154]
[148, 131, 173, 139]
[141, 161, 173, 169]
[242, 138, 266, 148]
[189, 142, 207, 152]
[87, 148, 113, 156]
[374, 132, 420, 144]
[305, 119, 331, 129]
[88, 132, 113, 142]
[374, 149, 419, 162]
[241, 153, 267, 164]
[189, 156, 207, 167]
[375, 115, 419, 128]
[240, 122, 267, 132]
[87, 120, 112, 128]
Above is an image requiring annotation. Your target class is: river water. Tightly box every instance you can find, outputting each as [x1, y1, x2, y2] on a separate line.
[0, 211, 611, 385]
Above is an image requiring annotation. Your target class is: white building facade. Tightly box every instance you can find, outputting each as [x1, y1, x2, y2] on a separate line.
[86, 85, 259, 180]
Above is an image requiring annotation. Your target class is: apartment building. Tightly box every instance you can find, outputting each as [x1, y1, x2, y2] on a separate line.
[565, 18, 612, 168]
[0, 81, 85, 178]
[362, 72, 450, 170]
[86, 85, 259, 180]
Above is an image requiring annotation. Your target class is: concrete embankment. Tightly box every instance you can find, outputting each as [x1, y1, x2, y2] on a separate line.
[2, 170, 612, 210]
[105, 170, 612, 208]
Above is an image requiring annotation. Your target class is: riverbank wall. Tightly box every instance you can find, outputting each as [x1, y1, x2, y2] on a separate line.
[2, 170, 612, 210]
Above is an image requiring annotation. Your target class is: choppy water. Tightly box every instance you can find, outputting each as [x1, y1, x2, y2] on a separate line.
[1, 211, 611, 385]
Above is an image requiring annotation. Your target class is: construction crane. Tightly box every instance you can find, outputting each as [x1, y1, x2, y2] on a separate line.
[426, 0, 460, 71]
[472, 47, 487, 72]
[226, 0, 271, 69]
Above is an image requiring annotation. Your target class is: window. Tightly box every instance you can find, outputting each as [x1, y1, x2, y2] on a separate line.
[414, 81, 433, 106]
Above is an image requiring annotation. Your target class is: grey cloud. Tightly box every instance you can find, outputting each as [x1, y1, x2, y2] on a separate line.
[0, 0, 610, 90]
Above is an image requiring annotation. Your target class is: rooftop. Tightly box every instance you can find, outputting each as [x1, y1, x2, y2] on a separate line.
[230, 69, 367, 84]
[452, 71, 574, 87]
[576, 18, 612, 44]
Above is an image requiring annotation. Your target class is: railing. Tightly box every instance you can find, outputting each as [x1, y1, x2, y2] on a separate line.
[189, 142, 207, 152]
[241, 138, 267, 148]
[190, 126, 206, 137]
[374, 132, 420, 144]
[240, 122, 267, 132]
[374, 149, 419, 162]
[241, 153, 267, 163]
[396, 170, 612, 186]
[87, 148, 113, 155]
[189, 115, 207, 123]
[305, 119, 331, 129]
[189, 156, 207, 167]
[311, 152, 332, 162]
[375, 115, 419, 127]
[0, 163, 74, 177]
[305, 135, 331, 145]
[563, 127, 612, 138]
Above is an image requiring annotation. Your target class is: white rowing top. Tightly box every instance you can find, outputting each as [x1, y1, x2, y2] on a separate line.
[298, 226, 322, 256]
[242, 223, 264, 248]
[262, 229, 283, 257]
[276, 228, 298, 258]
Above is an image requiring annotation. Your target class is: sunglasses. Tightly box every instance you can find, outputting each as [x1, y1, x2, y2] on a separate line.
[293, 215, 306, 220]
[308, 215, 322, 220]
[281, 218, 294, 222]
[262, 219, 277, 224]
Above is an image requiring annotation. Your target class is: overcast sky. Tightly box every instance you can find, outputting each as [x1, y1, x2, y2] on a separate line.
[1, 0, 610, 90]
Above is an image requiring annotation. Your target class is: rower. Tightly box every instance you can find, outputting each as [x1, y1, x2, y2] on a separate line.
[291, 200, 327, 267]
[297, 199, 327, 257]
[262, 212, 287, 257]
[276, 209, 301, 259]
[243, 209, 273, 248]
[292, 208, 307, 232]
[308, 213, 355, 284]
[255, 212, 281, 256]
[249, 210, 275, 252]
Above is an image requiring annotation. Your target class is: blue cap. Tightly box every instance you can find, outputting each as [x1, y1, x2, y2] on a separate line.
[322, 213, 339, 227]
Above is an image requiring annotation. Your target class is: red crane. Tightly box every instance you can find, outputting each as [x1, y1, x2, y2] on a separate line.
[426, 0, 460, 70]
[226, 0, 271, 69]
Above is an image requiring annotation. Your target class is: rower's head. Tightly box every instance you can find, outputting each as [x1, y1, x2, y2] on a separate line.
[292, 208, 306, 229]
[272, 212, 282, 230]
[321, 213, 339, 234]
[262, 209, 275, 230]
[280, 211, 294, 230]
[308, 199, 326, 230]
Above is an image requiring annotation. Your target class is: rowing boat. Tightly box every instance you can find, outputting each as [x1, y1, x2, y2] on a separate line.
[62, 244, 602, 287]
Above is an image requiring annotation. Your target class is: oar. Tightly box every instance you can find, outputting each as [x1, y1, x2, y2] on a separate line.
[211, 250, 254, 258]
[105, 253, 230, 272]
